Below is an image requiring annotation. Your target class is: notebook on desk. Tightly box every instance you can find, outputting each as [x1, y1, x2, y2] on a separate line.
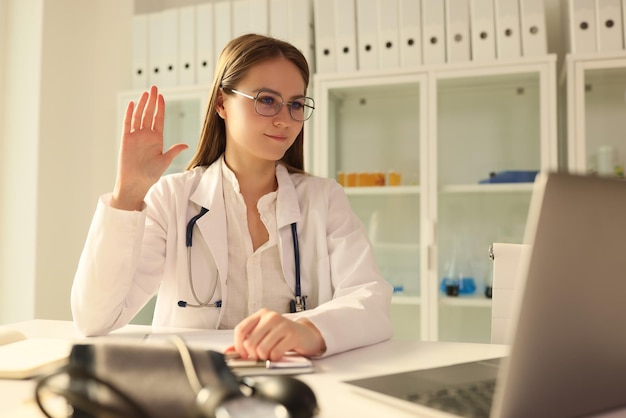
[0, 326, 72, 379]
[345, 172, 626, 418]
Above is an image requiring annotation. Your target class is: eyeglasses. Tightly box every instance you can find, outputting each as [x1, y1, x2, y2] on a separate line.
[226, 88, 315, 122]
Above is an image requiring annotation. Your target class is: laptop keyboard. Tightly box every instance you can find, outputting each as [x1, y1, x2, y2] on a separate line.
[406, 379, 496, 418]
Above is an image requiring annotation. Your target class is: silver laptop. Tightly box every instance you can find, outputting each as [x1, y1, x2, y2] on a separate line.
[345, 172, 626, 418]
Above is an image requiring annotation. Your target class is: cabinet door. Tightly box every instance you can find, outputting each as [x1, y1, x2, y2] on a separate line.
[117, 87, 209, 175]
[313, 73, 427, 340]
[433, 62, 557, 343]
[567, 55, 626, 177]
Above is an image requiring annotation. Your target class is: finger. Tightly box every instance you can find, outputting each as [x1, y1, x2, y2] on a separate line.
[153, 93, 166, 134]
[123, 101, 134, 134]
[234, 314, 262, 359]
[242, 311, 283, 359]
[141, 85, 158, 130]
[132, 91, 149, 131]
[162, 143, 189, 166]
[254, 326, 290, 361]
[266, 336, 291, 361]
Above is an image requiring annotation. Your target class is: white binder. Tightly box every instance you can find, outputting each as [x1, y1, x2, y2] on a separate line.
[335, 0, 358, 72]
[377, 0, 401, 69]
[132, 14, 149, 89]
[399, 0, 423, 68]
[421, 0, 446, 64]
[519, 0, 548, 56]
[445, 0, 471, 64]
[178, 6, 196, 87]
[469, 0, 497, 61]
[494, 0, 522, 59]
[249, 0, 269, 35]
[148, 12, 164, 87]
[232, 0, 251, 37]
[623, 0, 626, 50]
[356, 0, 379, 71]
[288, 0, 315, 74]
[567, 0, 597, 53]
[269, 0, 289, 40]
[596, 0, 624, 51]
[313, 0, 337, 73]
[196, 3, 215, 86]
[160, 8, 179, 88]
[214, 0, 233, 60]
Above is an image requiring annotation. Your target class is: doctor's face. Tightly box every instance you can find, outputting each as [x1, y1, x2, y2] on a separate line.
[219, 57, 306, 166]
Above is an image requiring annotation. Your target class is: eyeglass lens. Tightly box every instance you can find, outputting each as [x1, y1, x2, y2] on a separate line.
[255, 91, 314, 121]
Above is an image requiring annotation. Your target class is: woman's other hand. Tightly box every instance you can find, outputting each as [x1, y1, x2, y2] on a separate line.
[112, 86, 188, 211]
[227, 309, 327, 361]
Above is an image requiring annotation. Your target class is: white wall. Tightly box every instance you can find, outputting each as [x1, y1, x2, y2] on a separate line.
[0, 0, 44, 323]
[0, 0, 6, 315]
[0, 0, 132, 324]
[0, 1, 5, 187]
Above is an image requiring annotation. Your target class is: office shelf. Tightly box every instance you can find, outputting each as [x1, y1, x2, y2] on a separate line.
[439, 296, 492, 308]
[392, 295, 421, 305]
[343, 185, 421, 196]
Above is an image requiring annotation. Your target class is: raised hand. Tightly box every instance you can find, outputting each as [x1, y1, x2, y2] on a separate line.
[111, 86, 188, 211]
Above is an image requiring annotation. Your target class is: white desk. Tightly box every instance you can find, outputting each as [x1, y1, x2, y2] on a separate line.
[0, 319, 509, 418]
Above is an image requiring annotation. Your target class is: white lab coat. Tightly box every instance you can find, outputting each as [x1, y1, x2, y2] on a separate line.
[72, 160, 393, 356]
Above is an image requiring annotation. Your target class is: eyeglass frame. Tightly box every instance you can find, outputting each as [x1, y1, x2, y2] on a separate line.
[222, 87, 315, 122]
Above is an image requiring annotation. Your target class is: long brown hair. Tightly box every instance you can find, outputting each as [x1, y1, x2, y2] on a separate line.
[186, 34, 310, 172]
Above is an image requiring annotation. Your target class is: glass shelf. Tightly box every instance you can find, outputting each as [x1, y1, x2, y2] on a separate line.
[439, 296, 492, 308]
[392, 295, 421, 305]
[439, 183, 535, 193]
[343, 185, 421, 195]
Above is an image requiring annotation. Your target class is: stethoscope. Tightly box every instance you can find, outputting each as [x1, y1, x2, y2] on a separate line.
[177, 207, 307, 313]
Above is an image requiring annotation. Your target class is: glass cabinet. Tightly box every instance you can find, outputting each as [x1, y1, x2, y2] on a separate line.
[566, 52, 626, 178]
[433, 62, 557, 342]
[313, 56, 558, 342]
[312, 73, 427, 340]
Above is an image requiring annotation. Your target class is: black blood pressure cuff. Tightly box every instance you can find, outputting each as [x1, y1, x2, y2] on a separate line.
[64, 340, 241, 418]
[36, 339, 319, 418]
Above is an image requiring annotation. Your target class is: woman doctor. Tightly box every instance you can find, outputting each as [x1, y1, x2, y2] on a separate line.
[71, 34, 392, 361]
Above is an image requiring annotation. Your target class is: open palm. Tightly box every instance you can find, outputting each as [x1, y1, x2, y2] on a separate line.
[112, 86, 188, 210]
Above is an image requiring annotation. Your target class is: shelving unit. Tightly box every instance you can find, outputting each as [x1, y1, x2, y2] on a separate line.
[313, 55, 558, 343]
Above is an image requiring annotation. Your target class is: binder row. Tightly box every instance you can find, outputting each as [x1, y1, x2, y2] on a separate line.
[314, 0, 548, 74]
[132, 0, 314, 89]
[565, 0, 626, 54]
[131, 0, 550, 89]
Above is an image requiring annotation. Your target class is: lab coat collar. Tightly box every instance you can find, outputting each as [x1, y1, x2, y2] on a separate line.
[190, 157, 302, 228]
[275, 163, 301, 228]
[188, 159, 223, 210]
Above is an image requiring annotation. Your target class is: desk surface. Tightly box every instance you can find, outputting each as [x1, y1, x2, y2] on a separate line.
[1, 319, 509, 418]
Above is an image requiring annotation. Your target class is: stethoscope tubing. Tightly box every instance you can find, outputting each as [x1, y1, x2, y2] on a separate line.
[291, 223, 301, 298]
[179, 207, 304, 311]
